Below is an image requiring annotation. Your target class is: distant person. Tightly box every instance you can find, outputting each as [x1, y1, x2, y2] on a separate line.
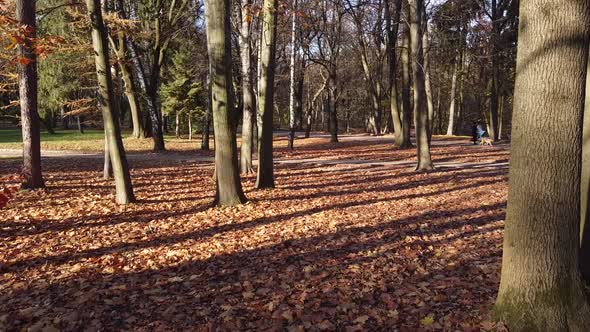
[471, 122, 478, 145]
[476, 124, 486, 140]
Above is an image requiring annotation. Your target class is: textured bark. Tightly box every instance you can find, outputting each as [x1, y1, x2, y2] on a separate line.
[255, 0, 279, 189]
[408, 0, 433, 171]
[103, 134, 112, 180]
[16, 0, 44, 190]
[386, 0, 406, 148]
[239, 0, 255, 172]
[400, 10, 413, 148]
[328, 67, 339, 143]
[205, 0, 247, 205]
[494, 1, 590, 330]
[113, 30, 143, 139]
[87, 0, 135, 204]
[581, 48, 590, 283]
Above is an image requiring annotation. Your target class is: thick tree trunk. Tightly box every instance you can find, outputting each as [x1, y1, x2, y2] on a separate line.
[409, 0, 433, 171]
[493, 1, 590, 330]
[16, 0, 44, 190]
[580, 49, 590, 283]
[287, 0, 298, 150]
[239, 0, 255, 173]
[205, 0, 247, 205]
[255, 0, 279, 189]
[386, 0, 406, 148]
[87, 0, 135, 205]
[400, 12, 413, 148]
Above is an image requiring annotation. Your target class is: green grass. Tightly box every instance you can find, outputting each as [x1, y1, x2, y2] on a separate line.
[0, 129, 105, 144]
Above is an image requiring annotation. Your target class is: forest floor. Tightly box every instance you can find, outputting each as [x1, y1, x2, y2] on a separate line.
[0, 134, 509, 331]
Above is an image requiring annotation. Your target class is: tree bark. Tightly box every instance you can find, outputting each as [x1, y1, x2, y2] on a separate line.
[488, 0, 500, 141]
[580, 48, 590, 283]
[205, 0, 247, 205]
[408, 0, 433, 171]
[202, 72, 212, 151]
[103, 133, 112, 180]
[446, 57, 458, 136]
[400, 9, 413, 148]
[493, 1, 590, 329]
[255, 0, 279, 189]
[239, 0, 255, 173]
[386, 0, 407, 148]
[328, 66, 339, 143]
[288, 0, 298, 150]
[423, 23, 434, 142]
[16, 0, 44, 190]
[86, 0, 135, 205]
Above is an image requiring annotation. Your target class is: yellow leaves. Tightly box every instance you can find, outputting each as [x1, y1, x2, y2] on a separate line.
[420, 314, 435, 326]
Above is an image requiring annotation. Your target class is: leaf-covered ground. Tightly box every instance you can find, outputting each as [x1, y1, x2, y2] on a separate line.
[0, 135, 509, 331]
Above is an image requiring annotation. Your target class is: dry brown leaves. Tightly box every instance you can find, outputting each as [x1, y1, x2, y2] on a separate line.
[0, 135, 509, 331]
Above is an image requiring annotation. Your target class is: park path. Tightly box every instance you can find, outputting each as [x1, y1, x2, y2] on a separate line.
[0, 134, 509, 170]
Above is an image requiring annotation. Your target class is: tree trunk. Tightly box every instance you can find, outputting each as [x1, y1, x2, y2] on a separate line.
[580, 48, 590, 283]
[400, 10, 413, 148]
[446, 58, 458, 136]
[175, 112, 180, 138]
[205, 0, 247, 205]
[287, 0, 298, 150]
[493, 1, 590, 329]
[409, 0, 433, 171]
[202, 73, 212, 151]
[386, 0, 406, 148]
[115, 32, 143, 139]
[188, 114, 192, 141]
[423, 23, 434, 142]
[16, 0, 44, 190]
[488, 0, 500, 142]
[328, 67, 339, 143]
[255, 0, 279, 189]
[126, 37, 165, 151]
[239, 0, 255, 173]
[86, 0, 135, 205]
[103, 133, 112, 180]
[77, 116, 84, 134]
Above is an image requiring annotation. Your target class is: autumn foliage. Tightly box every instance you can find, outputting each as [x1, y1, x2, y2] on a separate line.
[0, 137, 510, 330]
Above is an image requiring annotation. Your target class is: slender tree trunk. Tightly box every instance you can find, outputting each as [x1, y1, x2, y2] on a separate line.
[86, 0, 135, 204]
[287, 0, 298, 150]
[103, 133, 112, 180]
[175, 112, 180, 138]
[489, 0, 500, 142]
[423, 23, 434, 142]
[188, 114, 192, 141]
[239, 0, 255, 173]
[400, 11, 413, 147]
[328, 67, 339, 143]
[202, 73, 212, 151]
[126, 38, 165, 151]
[446, 58, 458, 136]
[205, 0, 247, 205]
[409, 0, 433, 171]
[115, 31, 143, 139]
[255, 0, 279, 189]
[77, 116, 84, 134]
[493, 1, 590, 329]
[16, 0, 44, 190]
